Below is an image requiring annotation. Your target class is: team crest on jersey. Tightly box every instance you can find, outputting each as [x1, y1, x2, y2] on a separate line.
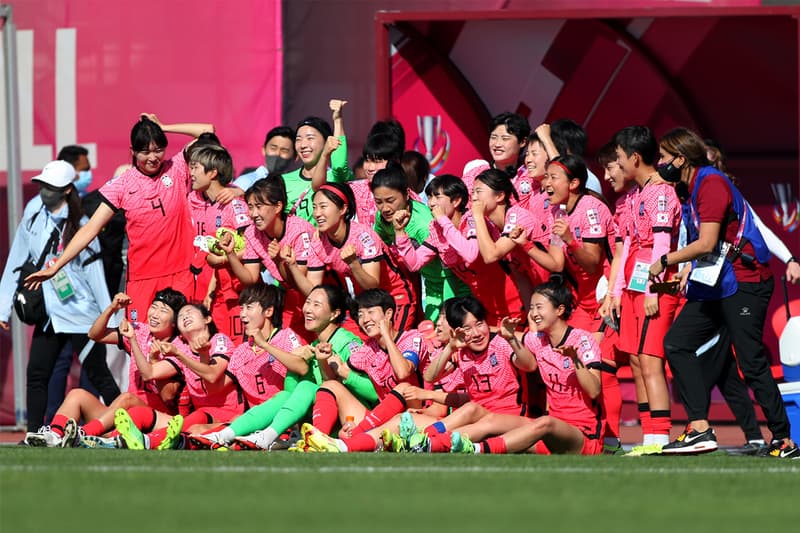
[489, 353, 498, 367]
[543, 198, 550, 210]
[639, 202, 645, 216]
[574, 227, 581, 239]
[216, 215, 222, 229]
[161, 174, 173, 188]
[268, 355, 275, 363]
[519, 180, 532, 194]
[563, 358, 571, 369]
[346, 341, 361, 353]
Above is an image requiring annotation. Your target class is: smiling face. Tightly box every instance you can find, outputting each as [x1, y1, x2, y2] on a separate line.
[357, 305, 390, 339]
[313, 191, 346, 234]
[528, 292, 563, 333]
[373, 185, 408, 224]
[363, 158, 388, 182]
[302, 288, 338, 333]
[295, 126, 325, 168]
[488, 125, 523, 168]
[133, 142, 166, 176]
[176, 305, 210, 337]
[603, 160, 626, 193]
[247, 195, 282, 232]
[460, 311, 490, 353]
[614, 146, 639, 183]
[544, 162, 574, 205]
[239, 300, 269, 331]
[264, 135, 295, 160]
[524, 139, 548, 179]
[147, 300, 176, 337]
[434, 312, 451, 345]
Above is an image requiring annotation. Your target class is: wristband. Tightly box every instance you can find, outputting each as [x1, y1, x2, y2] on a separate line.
[789, 256, 799, 265]
[660, 254, 669, 269]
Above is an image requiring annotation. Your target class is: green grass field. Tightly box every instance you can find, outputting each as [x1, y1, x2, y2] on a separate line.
[1, 448, 797, 532]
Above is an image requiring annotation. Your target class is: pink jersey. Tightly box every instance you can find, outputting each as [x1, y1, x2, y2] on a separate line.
[227, 328, 303, 407]
[613, 189, 635, 244]
[457, 334, 525, 415]
[510, 166, 538, 211]
[495, 204, 549, 287]
[100, 153, 194, 281]
[526, 189, 552, 244]
[309, 222, 416, 308]
[121, 324, 182, 414]
[188, 192, 250, 302]
[561, 195, 614, 312]
[421, 346, 466, 394]
[631, 183, 681, 255]
[524, 327, 603, 438]
[172, 333, 242, 418]
[350, 180, 422, 227]
[347, 330, 427, 399]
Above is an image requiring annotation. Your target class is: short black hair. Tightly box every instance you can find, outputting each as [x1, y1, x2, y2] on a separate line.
[489, 112, 531, 143]
[152, 287, 188, 325]
[296, 116, 332, 140]
[245, 173, 288, 213]
[264, 126, 295, 150]
[56, 145, 88, 166]
[309, 285, 352, 325]
[313, 182, 357, 221]
[354, 288, 396, 314]
[363, 132, 403, 164]
[239, 282, 285, 328]
[444, 296, 487, 330]
[368, 119, 406, 153]
[131, 117, 168, 153]
[370, 162, 408, 194]
[613, 125, 659, 166]
[551, 119, 587, 157]
[425, 174, 468, 214]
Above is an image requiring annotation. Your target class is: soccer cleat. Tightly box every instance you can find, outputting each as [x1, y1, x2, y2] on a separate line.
[407, 431, 430, 453]
[78, 435, 119, 449]
[450, 432, 475, 454]
[380, 429, 405, 453]
[234, 430, 274, 450]
[603, 442, 624, 455]
[624, 444, 664, 457]
[661, 426, 718, 455]
[188, 435, 218, 450]
[114, 408, 146, 450]
[758, 440, 800, 459]
[398, 412, 419, 447]
[156, 415, 184, 450]
[267, 439, 293, 451]
[301, 423, 343, 453]
[288, 439, 308, 452]
[24, 426, 62, 448]
[60, 418, 80, 448]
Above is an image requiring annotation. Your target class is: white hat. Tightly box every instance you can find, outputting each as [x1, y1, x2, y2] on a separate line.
[32, 160, 76, 188]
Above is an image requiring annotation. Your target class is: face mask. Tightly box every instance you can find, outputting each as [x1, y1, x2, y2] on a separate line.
[74, 170, 92, 195]
[657, 159, 682, 183]
[265, 154, 292, 174]
[40, 188, 66, 211]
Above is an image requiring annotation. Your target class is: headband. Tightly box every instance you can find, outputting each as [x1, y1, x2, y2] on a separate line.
[548, 160, 573, 178]
[318, 184, 349, 206]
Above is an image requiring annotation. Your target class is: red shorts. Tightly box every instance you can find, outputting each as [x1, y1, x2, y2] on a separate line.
[533, 435, 603, 455]
[618, 290, 680, 358]
[125, 270, 195, 321]
[568, 306, 603, 332]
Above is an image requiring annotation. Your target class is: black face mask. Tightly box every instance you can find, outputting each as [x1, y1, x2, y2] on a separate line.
[265, 155, 292, 174]
[39, 188, 67, 211]
[657, 158, 682, 183]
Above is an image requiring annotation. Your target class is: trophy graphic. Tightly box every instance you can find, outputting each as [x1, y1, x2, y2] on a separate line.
[771, 182, 799, 233]
[413, 115, 451, 173]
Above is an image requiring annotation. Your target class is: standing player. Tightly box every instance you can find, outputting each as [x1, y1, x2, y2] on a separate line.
[188, 145, 251, 337]
[25, 114, 215, 320]
[614, 126, 682, 455]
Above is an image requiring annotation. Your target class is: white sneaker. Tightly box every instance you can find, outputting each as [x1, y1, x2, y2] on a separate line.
[235, 431, 271, 450]
[25, 426, 62, 448]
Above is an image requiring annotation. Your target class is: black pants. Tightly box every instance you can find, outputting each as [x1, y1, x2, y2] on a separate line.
[27, 322, 120, 432]
[664, 278, 790, 440]
[699, 327, 762, 442]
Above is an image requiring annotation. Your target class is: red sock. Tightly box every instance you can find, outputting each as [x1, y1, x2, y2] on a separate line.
[650, 410, 672, 435]
[638, 403, 651, 436]
[182, 409, 212, 429]
[341, 432, 376, 452]
[311, 388, 340, 434]
[82, 418, 106, 437]
[127, 406, 157, 432]
[50, 414, 69, 437]
[178, 387, 193, 417]
[355, 391, 405, 434]
[149, 426, 167, 448]
[483, 436, 507, 454]
[429, 432, 451, 453]
[601, 371, 621, 440]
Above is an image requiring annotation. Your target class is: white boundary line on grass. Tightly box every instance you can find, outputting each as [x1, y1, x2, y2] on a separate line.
[1, 464, 798, 475]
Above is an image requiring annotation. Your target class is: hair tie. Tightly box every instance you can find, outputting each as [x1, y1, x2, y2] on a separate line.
[318, 184, 348, 206]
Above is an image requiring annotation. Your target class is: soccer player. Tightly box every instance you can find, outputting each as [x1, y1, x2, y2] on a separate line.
[521, 133, 553, 223]
[394, 174, 524, 325]
[372, 163, 469, 321]
[307, 289, 428, 446]
[113, 302, 238, 450]
[613, 126, 682, 455]
[24, 289, 186, 447]
[471, 169, 552, 308]
[350, 131, 404, 226]
[282, 182, 419, 331]
[193, 285, 374, 450]
[221, 174, 318, 340]
[25, 113, 215, 321]
[449, 282, 604, 455]
[187, 144, 251, 337]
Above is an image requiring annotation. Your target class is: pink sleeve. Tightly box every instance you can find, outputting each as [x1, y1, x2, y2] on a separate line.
[395, 232, 436, 271]
[646, 231, 672, 297]
[439, 215, 479, 264]
[225, 198, 251, 231]
[99, 172, 129, 210]
[611, 236, 630, 297]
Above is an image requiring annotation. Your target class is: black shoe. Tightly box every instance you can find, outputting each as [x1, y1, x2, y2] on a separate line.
[726, 441, 766, 456]
[661, 426, 718, 454]
[758, 440, 800, 459]
[267, 438, 293, 451]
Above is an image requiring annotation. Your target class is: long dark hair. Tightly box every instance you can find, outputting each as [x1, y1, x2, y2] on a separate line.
[63, 186, 84, 246]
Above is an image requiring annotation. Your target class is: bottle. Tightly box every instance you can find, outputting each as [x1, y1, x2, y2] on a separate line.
[342, 415, 356, 437]
[551, 204, 568, 247]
